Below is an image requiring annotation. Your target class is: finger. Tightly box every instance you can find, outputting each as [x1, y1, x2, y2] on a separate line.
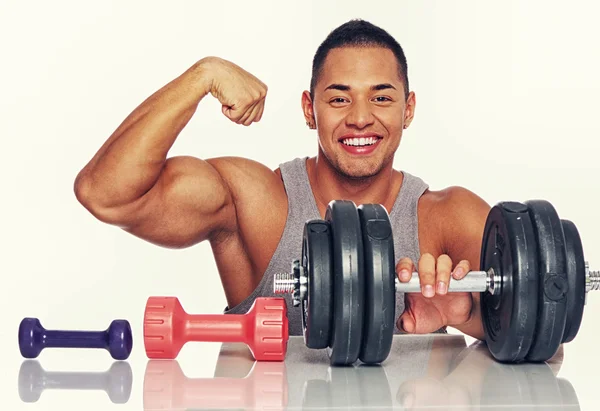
[451, 260, 471, 280]
[418, 253, 436, 298]
[255, 99, 265, 122]
[232, 92, 261, 124]
[238, 100, 259, 125]
[222, 104, 234, 119]
[222, 103, 246, 123]
[242, 100, 263, 126]
[436, 254, 452, 295]
[397, 295, 415, 333]
[396, 257, 415, 282]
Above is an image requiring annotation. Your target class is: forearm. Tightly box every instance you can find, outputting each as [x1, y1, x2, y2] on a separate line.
[452, 293, 485, 340]
[74, 58, 214, 208]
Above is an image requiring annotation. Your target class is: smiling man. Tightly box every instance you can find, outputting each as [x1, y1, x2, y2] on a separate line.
[74, 19, 490, 340]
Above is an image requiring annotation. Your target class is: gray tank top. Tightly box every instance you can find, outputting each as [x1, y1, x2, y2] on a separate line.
[224, 157, 443, 335]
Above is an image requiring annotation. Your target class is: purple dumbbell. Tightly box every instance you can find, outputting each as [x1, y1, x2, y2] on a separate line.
[18, 318, 133, 360]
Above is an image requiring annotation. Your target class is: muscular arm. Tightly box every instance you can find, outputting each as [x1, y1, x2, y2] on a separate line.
[73, 57, 267, 247]
[440, 186, 491, 340]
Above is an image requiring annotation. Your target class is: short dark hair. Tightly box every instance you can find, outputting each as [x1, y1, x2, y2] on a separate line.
[310, 19, 409, 100]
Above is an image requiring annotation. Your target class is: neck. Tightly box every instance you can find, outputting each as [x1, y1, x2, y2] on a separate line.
[306, 153, 402, 215]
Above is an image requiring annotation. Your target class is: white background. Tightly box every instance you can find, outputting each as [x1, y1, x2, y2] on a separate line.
[1, 0, 599, 409]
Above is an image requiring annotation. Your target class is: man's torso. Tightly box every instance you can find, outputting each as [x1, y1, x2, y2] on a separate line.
[208, 157, 446, 333]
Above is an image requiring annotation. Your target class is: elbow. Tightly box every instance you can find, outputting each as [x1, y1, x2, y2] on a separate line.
[73, 173, 95, 211]
[73, 173, 123, 225]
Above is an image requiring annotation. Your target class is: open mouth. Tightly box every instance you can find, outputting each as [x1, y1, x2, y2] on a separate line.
[338, 135, 383, 155]
[340, 136, 381, 147]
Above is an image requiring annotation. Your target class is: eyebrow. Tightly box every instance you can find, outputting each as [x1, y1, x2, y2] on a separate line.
[324, 83, 396, 92]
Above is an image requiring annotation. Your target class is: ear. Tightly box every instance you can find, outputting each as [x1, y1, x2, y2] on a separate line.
[403, 91, 416, 129]
[301, 90, 316, 129]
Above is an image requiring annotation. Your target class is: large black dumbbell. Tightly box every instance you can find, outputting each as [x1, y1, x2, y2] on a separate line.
[274, 199, 598, 365]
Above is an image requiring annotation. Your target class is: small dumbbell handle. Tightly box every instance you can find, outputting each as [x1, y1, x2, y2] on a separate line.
[181, 314, 249, 342]
[42, 330, 109, 350]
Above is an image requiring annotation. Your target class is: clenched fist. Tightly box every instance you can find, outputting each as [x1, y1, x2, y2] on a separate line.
[201, 57, 268, 126]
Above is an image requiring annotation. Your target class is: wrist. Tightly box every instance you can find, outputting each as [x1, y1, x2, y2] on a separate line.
[453, 293, 485, 340]
[191, 57, 218, 96]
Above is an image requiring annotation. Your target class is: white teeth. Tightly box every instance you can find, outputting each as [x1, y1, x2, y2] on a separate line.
[342, 137, 378, 146]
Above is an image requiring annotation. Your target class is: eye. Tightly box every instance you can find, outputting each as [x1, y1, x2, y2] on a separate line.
[373, 96, 392, 102]
[329, 97, 350, 107]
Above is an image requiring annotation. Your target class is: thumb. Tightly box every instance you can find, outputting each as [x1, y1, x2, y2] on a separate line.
[398, 311, 416, 334]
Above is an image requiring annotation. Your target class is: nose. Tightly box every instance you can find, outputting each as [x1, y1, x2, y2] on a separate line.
[345, 100, 375, 129]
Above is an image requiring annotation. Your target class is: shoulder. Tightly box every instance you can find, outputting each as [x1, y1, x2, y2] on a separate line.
[206, 156, 286, 201]
[207, 156, 282, 184]
[420, 186, 491, 256]
[422, 185, 490, 215]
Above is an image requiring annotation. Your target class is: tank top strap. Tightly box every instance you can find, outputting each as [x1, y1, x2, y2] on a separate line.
[278, 157, 321, 222]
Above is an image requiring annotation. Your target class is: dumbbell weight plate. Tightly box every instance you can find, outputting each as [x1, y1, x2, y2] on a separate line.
[301, 220, 333, 349]
[325, 200, 364, 366]
[560, 219, 586, 343]
[524, 200, 568, 362]
[480, 202, 539, 362]
[357, 204, 395, 364]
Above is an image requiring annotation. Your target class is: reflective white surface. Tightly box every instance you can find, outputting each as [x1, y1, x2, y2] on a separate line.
[2, 1, 600, 410]
[10, 334, 587, 410]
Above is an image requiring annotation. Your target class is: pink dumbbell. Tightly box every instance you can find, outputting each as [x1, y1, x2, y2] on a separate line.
[143, 297, 288, 361]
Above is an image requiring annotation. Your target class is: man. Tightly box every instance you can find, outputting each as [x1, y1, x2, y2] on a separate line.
[74, 19, 490, 340]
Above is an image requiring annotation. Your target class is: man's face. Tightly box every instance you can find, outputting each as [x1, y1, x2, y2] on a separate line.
[304, 46, 415, 179]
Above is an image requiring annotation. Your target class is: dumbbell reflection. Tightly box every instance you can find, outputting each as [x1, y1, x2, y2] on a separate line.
[141, 335, 580, 410]
[143, 359, 288, 410]
[301, 365, 394, 409]
[18, 360, 132, 404]
[395, 342, 577, 410]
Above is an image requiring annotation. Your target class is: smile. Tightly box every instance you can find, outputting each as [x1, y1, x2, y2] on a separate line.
[340, 136, 380, 147]
[338, 135, 383, 155]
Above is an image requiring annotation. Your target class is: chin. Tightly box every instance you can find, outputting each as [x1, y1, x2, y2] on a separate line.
[319, 146, 393, 180]
[336, 158, 385, 180]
